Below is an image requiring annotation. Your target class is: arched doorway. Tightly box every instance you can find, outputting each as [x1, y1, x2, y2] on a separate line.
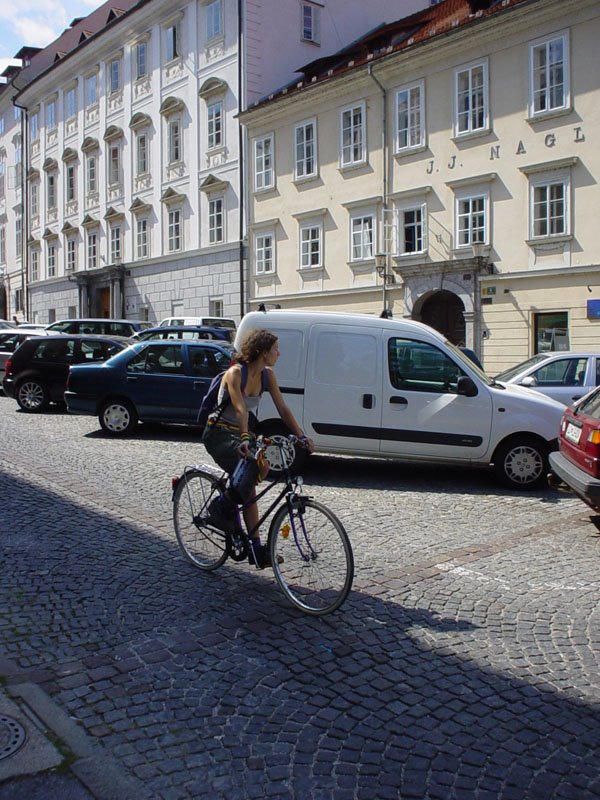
[420, 290, 466, 346]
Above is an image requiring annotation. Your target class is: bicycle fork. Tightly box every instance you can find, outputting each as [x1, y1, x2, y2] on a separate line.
[283, 494, 317, 563]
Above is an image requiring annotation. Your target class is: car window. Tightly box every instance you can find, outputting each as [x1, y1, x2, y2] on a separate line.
[532, 357, 588, 386]
[33, 339, 75, 362]
[0, 333, 24, 353]
[48, 321, 73, 333]
[107, 323, 132, 336]
[79, 339, 121, 362]
[596, 359, 600, 386]
[578, 388, 600, 419]
[388, 338, 465, 394]
[79, 323, 98, 334]
[190, 347, 230, 377]
[127, 344, 184, 374]
[495, 354, 548, 382]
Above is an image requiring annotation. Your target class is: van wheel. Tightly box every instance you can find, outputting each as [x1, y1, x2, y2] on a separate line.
[100, 399, 138, 435]
[256, 420, 307, 477]
[493, 436, 548, 490]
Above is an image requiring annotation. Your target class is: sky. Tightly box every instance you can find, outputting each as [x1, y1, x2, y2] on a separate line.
[0, 0, 98, 76]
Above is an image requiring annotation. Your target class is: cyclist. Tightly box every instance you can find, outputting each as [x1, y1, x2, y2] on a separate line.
[202, 329, 315, 568]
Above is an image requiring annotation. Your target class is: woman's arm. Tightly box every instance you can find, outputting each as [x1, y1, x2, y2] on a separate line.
[266, 369, 315, 452]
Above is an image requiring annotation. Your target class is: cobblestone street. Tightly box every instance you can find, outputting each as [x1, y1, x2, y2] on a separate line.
[1, 395, 600, 799]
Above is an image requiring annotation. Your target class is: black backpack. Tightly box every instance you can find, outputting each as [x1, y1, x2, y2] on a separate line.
[197, 363, 268, 431]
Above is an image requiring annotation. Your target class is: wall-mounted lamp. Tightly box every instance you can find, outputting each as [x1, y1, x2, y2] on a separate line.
[472, 242, 486, 260]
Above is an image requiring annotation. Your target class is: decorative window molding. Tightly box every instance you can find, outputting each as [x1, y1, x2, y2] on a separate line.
[160, 96, 185, 116]
[199, 77, 228, 100]
[130, 197, 153, 214]
[445, 172, 497, 189]
[62, 147, 78, 163]
[61, 221, 78, 234]
[81, 137, 99, 153]
[42, 157, 58, 172]
[200, 174, 229, 194]
[518, 156, 578, 176]
[160, 187, 186, 205]
[389, 185, 432, 202]
[129, 112, 152, 130]
[103, 125, 124, 142]
[104, 206, 125, 221]
[81, 214, 100, 228]
[292, 207, 327, 221]
[42, 227, 58, 240]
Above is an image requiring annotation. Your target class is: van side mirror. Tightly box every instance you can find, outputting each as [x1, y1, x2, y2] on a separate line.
[456, 375, 478, 397]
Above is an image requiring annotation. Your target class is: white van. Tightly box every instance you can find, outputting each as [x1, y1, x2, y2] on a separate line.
[235, 310, 565, 490]
[159, 316, 236, 331]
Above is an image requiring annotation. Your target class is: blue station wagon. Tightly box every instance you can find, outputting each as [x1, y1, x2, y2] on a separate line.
[65, 340, 233, 434]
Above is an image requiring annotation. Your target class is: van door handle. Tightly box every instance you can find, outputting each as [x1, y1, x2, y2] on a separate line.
[571, 394, 582, 401]
[362, 394, 374, 409]
[390, 396, 408, 405]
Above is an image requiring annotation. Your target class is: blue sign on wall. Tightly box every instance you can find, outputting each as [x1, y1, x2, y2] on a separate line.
[587, 299, 600, 319]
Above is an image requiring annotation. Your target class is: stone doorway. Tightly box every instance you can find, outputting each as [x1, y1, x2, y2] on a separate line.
[419, 290, 466, 346]
[99, 287, 110, 318]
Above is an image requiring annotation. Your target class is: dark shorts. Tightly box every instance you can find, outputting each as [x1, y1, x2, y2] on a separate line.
[202, 423, 241, 475]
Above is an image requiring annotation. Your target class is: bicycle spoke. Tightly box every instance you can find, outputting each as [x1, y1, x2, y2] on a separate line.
[173, 470, 228, 570]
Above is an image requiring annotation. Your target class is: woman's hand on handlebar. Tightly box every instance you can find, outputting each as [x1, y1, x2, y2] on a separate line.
[299, 435, 316, 454]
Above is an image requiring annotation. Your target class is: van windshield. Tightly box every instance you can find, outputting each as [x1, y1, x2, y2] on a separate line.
[445, 341, 493, 386]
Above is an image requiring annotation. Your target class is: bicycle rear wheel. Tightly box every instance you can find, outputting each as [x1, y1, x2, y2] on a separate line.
[173, 469, 228, 570]
[268, 498, 354, 616]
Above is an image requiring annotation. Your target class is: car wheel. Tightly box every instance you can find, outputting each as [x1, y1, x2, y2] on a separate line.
[16, 379, 50, 412]
[493, 436, 548, 490]
[99, 399, 138, 435]
[256, 419, 307, 477]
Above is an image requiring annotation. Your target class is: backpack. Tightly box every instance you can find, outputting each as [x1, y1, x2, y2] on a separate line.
[197, 363, 269, 431]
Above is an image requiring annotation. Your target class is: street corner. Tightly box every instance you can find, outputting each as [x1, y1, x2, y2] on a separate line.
[0, 689, 62, 783]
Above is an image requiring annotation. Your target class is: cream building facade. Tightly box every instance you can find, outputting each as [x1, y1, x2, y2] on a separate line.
[6, 0, 427, 326]
[241, 0, 600, 373]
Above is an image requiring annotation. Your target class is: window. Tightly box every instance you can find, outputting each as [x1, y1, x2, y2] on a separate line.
[534, 312, 569, 354]
[135, 41, 147, 79]
[399, 206, 425, 255]
[255, 232, 274, 274]
[209, 298, 224, 317]
[388, 338, 465, 394]
[295, 119, 317, 179]
[47, 243, 56, 277]
[168, 119, 181, 163]
[86, 73, 97, 106]
[46, 100, 56, 130]
[0, 226, 5, 263]
[208, 198, 223, 244]
[67, 238, 76, 272]
[254, 135, 274, 191]
[136, 218, 149, 258]
[531, 180, 566, 238]
[168, 209, 181, 251]
[166, 22, 180, 61]
[15, 143, 22, 185]
[396, 82, 424, 151]
[207, 0, 222, 39]
[530, 33, 568, 115]
[136, 133, 148, 175]
[341, 103, 365, 166]
[207, 101, 223, 149]
[110, 225, 122, 262]
[66, 165, 76, 202]
[47, 174, 56, 209]
[86, 155, 97, 193]
[15, 289, 23, 313]
[457, 195, 486, 247]
[30, 112, 39, 141]
[109, 58, 121, 94]
[0, 117, 4, 136]
[30, 182, 39, 217]
[351, 216, 374, 261]
[30, 248, 38, 281]
[109, 145, 121, 185]
[300, 224, 322, 268]
[301, 3, 320, 44]
[66, 87, 77, 119]
[87, 231, 98, 268]
[0, 158, 4, 199]
[15, 211, 22, 258]
[455, 61, 487, 135]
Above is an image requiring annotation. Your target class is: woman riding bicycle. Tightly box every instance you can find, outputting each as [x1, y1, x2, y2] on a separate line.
[202, 329, 315, 568]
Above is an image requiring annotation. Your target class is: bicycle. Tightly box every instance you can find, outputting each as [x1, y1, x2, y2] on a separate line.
[172, 435, 354, 616]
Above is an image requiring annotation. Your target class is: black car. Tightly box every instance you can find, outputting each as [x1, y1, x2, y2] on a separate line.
[131, 325, 233, 343]
[3, 334, 130, 412]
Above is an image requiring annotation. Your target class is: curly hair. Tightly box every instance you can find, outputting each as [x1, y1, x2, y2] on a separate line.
[235, 329, 278, 364]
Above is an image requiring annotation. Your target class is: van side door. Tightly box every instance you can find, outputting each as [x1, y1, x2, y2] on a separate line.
[380, 336, 492, 460]
[303, 324, 383, 453]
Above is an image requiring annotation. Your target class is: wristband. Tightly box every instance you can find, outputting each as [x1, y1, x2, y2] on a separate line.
[240, 432, 251, 442]
[299, 434, 309, 444]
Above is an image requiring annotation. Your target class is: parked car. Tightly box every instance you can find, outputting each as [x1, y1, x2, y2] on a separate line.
[131, 325, 234, 343]
[494, 351, 600, 406]
[0, 320, 17, 330]
[47, 318, 151, 337]
[3, 335, 130, 412]
[235, 310, 566, 489]
[16, 323, 49, 331]
[0, 329, 52, 386]
[549, 387, 600, 512]
[65, 339, 234, 435]
[159, 316, 237, 332]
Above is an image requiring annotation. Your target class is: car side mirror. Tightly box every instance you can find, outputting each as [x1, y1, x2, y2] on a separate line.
[520, 376, 537, 387]
[456, 375, 478, 397]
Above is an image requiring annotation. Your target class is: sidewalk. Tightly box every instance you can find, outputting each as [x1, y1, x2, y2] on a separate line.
[0, 656, 149, 800]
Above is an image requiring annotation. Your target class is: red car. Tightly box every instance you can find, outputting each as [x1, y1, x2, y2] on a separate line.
[549, 387, 600, 511]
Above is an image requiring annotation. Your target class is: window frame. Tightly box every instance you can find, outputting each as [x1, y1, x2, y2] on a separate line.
[108, 144, 121, 186]
[136, 132, 148, 175]
[254, 134, 274, 192]
[85, 73, 98, 107]
[395, 81, 425, 153]
[66, 238, 77, 272]
[294, 118, 317, 180]
[86, 154, 97, 193]
[135, 41, 148, 80]
[255, 231, 275, 275]
[66, 164, 76, 202]
[206, 0, 222, 40]
[136, 217, 149, 259]
[47, 173, 57, 210]
[46, 99, 56, 131]
[207, 100, 223, 150]
[108, 57, 121, 94]
[453, 59, 489, 137]
[300, 222, 323, 269]
[455, 193, 488, 248]
[65, 87, 77, 120]
[529, 174, 569, 240]
[165, 21, 180, 62]
[340, 101, 366, 168]
[168, 208, 182, 252]
[350, 214, 375, 263]
[397, 202, 427, 256]
[301, 2, 321, 44]
[208, 196, 224, 244]
[47, 242, 57, 277]
[87, 230, 98, 269]
[167, 118, 182, 164]
[110, 224, 122, 262]
[529, 31, 570, 118]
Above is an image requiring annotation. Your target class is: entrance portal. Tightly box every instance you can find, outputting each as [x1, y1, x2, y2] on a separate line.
[99, 287, 110, 318]
[420, 290, 465, 346]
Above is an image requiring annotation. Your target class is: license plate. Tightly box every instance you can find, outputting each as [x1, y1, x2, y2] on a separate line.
[565, 422, 582, 444]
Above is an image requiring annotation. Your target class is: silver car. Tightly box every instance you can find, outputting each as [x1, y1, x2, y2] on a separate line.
[494, 351, 600, 406]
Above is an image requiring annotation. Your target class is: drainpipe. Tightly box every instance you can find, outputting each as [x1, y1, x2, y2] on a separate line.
[237, 0, 245, 320]
[368, 64, 390, 315]
[12, 95, 28, 322]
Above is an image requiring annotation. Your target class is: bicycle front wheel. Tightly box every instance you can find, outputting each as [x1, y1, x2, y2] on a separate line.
[173, 469, 228, 570]
[268, 498, 354, 616]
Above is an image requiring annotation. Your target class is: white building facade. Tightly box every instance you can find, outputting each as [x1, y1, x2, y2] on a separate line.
[10, 0, 427, 325]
